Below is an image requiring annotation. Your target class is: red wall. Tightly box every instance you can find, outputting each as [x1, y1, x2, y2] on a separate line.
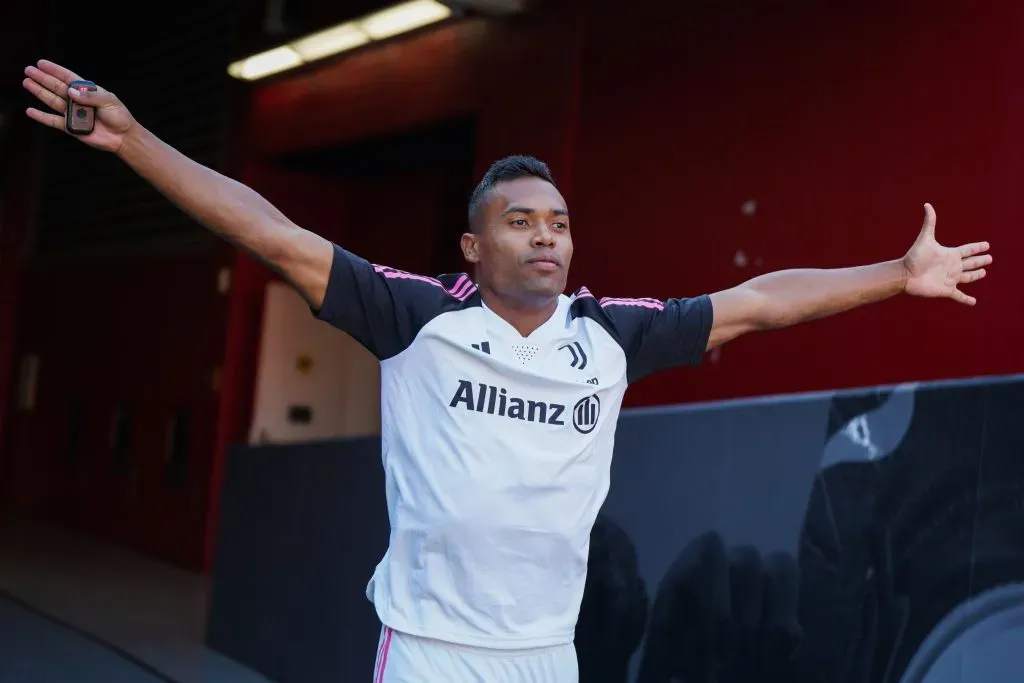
[242, 0, 1023, 411]
[571, 0, 1023, 406]
[6, 249, 229, 570]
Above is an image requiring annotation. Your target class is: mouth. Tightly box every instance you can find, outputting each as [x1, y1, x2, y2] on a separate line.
[526, 256, 561, 271]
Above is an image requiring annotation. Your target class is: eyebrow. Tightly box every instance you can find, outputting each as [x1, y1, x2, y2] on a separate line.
[502, 206, 569, 217]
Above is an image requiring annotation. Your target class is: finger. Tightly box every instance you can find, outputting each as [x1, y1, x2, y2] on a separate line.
[22, 77, 67, 113]
[952, 288, 976, 306]
[921, 203, 936, 237]
[962, 254, 992, 271]
[25, 107, 65, 132]
[36, 59, 83, 85]
[958, 241, 990, 258]
[960, 268, 986, 283]
[24, 65, 70, 99]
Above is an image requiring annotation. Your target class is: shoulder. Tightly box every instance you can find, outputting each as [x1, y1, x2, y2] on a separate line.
[569, 285, 672, 326]
[320, 244, 482, 318]
[365, 260, 479, 307]
[317, 243, 481, 359]
[570, 285, 712, 321]
[568, 285, 713, 378]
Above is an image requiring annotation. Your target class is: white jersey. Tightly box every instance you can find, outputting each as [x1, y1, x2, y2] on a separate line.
[314, 244, 712, 650]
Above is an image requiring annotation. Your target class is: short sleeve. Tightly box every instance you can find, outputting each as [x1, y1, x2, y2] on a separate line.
[599, 294, 714, 383]
[312, 243, 470, 360]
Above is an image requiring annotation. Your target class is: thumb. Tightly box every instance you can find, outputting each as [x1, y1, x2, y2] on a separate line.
[68, 85, 117, 107]
[951, 287, 976, 306]
[920, 202, 936, 239]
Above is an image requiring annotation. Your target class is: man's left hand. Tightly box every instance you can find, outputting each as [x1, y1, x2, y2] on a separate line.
[902, 203, 992, 305]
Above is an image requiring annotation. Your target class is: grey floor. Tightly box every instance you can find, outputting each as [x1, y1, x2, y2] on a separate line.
[0, 518, 273, 683]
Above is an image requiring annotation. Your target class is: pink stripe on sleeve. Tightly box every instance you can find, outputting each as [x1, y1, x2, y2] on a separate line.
[447, 274, 469, 295]
[600, 297, 665, 310]
[373, 265, 477, 301]
[575, 287, 595, 300]
[452, 278, 477, 300]
[372, 265, 445, 289]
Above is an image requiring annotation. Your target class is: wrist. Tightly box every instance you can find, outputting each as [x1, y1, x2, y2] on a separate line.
[115, 123, 148, 161]
[898, 256, 911, 293]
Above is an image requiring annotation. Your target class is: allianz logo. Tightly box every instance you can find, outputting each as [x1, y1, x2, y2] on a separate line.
[448, 380, 601, 434]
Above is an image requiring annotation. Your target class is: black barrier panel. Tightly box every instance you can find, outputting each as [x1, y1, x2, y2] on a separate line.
[598, 392, 832, 683]
[207, 374, 1024, 683]
[206, 436, 389, 683]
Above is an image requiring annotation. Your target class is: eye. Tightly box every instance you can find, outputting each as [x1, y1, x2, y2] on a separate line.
[552, 222, 568, 230]
[511, 218, 529, 227]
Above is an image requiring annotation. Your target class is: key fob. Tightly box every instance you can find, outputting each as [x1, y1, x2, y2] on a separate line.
[66, 79, 97, 135]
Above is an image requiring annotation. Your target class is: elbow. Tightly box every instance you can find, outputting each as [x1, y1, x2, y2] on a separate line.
[260, 219, 304, 269]
[741, 284, 810, 330]
[758, 305, 796, 330]
[742, 288, 789, 330]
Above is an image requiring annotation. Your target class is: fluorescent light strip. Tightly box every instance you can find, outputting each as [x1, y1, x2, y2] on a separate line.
[228, 0, 453, 81]
[292, 22, 370, 61]
[360, 0, 454, 40]
[228, 46, 302, 81]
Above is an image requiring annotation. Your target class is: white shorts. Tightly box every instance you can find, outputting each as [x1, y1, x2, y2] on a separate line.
[371, 626, 579, 683]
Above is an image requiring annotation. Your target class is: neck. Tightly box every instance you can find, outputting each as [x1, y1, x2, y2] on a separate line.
[479, 285, 559, 337]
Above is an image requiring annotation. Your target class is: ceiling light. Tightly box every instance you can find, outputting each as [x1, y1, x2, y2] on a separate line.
[227, 0, 457, 81]
[291, 22, 370, 62]
[228, 46, 303, 81]
[360, 0, 453, 41]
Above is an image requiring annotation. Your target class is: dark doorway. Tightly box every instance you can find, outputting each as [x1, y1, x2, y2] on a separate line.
[273, 116, 477, 276]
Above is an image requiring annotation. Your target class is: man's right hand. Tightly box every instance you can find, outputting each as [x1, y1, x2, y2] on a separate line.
[23, 60, 137, 154]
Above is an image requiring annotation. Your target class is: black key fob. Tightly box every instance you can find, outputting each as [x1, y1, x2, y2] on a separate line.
[66, 79, 97, 135]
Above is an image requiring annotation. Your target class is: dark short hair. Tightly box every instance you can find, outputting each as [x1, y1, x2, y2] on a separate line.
[468, 155, 555, 229]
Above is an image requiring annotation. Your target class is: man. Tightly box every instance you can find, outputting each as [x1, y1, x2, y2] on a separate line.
[22, 60, 991, 682]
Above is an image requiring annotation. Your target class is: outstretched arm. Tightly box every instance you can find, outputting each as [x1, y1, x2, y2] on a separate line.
[22, 60, 333, 308]
[114, 124, 333, 308]
[706, 203, 992, 350]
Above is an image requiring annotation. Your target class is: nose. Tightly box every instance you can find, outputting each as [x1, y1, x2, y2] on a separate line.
[531, 223, 556, 247]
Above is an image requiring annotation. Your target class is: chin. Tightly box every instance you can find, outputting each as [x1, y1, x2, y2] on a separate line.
[525, 277, 566, 299]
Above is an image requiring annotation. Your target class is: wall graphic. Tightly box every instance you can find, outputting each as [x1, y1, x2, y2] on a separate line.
[209, 375, 1024, 683]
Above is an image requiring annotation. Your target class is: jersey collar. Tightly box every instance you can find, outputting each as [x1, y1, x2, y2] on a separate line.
[480, 295, 570, 342]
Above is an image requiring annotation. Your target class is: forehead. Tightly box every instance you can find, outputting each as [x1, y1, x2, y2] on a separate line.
[490, 177, 567, 214]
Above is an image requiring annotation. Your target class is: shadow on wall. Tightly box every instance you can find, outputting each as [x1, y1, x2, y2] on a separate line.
[575, 377, 1024, 683]
[576, 518, 801, 683]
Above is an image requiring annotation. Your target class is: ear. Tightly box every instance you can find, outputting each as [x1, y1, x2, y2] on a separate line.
[461, 232, 481, 264]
